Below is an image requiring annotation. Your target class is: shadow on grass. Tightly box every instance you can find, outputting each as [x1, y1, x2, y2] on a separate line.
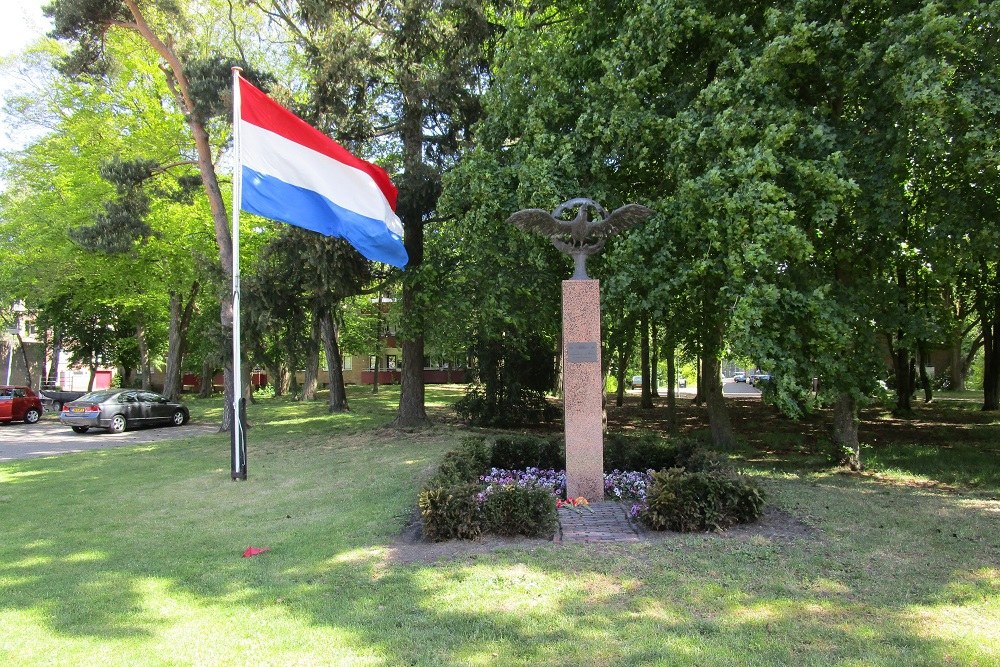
[1, 388, 998, 664]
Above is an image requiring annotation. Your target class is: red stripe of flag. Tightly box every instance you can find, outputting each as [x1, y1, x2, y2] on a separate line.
[239, 79, 398, 211]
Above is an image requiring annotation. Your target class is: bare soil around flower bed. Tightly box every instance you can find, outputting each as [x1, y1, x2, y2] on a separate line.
[388, 503, 815, 565]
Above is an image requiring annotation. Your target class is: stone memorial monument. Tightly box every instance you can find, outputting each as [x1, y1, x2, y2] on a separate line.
[508, 198, 653, 500]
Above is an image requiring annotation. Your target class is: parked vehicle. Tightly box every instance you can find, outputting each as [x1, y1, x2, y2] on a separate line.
[631, 376, 643, 389]
[59, 389, 189, 434]
[733, 372, 746, 383]
[678, 377, 687, 388]
[39, 389, 87, 411]
[0, 386, 44, 424]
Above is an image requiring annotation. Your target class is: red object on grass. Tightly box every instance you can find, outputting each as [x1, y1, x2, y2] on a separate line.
[242, 546, 270, 558]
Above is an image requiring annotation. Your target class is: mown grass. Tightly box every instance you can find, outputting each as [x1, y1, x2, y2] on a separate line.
[1, 385, 997, 666]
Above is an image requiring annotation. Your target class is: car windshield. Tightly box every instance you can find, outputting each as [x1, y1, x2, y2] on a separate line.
[77, 391, 120, 403]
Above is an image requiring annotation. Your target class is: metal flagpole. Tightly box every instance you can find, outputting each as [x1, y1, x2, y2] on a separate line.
[231, 67, 247, 480]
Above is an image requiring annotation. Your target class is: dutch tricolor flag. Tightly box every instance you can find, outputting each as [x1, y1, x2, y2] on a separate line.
[236, 76, 408, 268]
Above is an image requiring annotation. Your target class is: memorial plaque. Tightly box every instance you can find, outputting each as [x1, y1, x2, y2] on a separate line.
[566, 342, 599, 364]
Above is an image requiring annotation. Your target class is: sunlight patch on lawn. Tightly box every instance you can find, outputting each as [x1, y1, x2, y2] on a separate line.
[417, 563, 563, 615]
[62, 550, 105, 564]
[134, 578, 384, 666]
[8, 555, 53, 569]
[806, 577, 853, 596]
[726, 601, 779, 623]
[0, 469, 49, 484]
[906, 602, 1000, 660]
[955, 498, 1000, 514]
[631, 599, 686, 625]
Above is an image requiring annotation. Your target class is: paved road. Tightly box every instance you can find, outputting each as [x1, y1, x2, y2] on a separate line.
[724, 378, 762, 396]
[632, 380, 761, 397]
[0, 419, 220, 462]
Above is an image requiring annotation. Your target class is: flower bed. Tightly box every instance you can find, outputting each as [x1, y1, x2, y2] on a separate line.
[418, 434, 764, 541]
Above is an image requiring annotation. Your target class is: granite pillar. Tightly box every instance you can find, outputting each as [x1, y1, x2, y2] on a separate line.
[562, 279, 604, 500]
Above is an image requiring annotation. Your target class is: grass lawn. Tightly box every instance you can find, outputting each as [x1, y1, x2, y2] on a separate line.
[1, 386, 997, 666]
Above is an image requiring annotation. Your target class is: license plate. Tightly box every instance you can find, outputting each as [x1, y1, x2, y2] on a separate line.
[72, 407, 87, 413]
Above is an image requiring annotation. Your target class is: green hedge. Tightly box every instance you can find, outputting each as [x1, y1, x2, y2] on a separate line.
[418, 483, 484, 541]
[481, 486, 558, 538]
[490, 434, 565, 470]
[641, 469, 765, 532]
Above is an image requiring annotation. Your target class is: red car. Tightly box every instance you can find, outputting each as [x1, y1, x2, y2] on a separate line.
[0, 385, 44, 425]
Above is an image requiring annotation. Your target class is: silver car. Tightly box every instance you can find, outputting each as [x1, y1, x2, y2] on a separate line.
[59, 389, 190, 434]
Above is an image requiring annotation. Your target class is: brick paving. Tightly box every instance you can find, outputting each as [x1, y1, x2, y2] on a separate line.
[556, 501, 643, 543]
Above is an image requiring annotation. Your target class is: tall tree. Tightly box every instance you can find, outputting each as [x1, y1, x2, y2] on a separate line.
[261, 0, 504, 426]
[43, 0, 274, 429]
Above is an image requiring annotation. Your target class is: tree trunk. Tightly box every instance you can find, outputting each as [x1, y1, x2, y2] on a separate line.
[891, 333, 913, 414]
[704, 354, 736, 449]
[917, 341, 933, 403]
[640, 313, 653, 409]
[832, 392, 861, 470]
[665, 331, 677, 433]
[87, 358, 96, 391]
[47, 332, 62, 388]
[702, 319, 736, 449]
[36, 329, 47, 391]
[199, 359, 213, 398]
[650, 320, 659, 397]
[15, 333, 33, 389]
[163, 293, 183, 399]
[372, 295, 384, 395]
[322, 311, 349, 412]
[393, 101, 429, 428]
[693, 346, 704, 405]
[372, 352, 381, 394]
[301, 315, 321, 401]
[983, 310, 1000, 411]
[136, 320, 151, 390]
[615, 343, 628, 408]
[162, 283, 199, 401]
[284, 326, 301, 400]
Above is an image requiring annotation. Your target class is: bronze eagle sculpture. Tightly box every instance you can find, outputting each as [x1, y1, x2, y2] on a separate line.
[507, 198, 654, 279]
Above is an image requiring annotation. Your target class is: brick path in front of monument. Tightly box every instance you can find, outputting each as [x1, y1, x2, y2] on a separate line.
[556, 501, 643, 543]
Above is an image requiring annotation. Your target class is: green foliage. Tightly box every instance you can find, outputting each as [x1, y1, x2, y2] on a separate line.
[489, 434, 564, 471]
[419, 436, 560, 541]
[603, 430, 680, 473]
[603, 430, 720, 474]
[481, 486, 558, 538]
[424, 437, 491, 489]
[181, 53, 275, 122]
[417, 483, 483, 542]
[642, 469, 765, 533]
[454, 384, 560, 427]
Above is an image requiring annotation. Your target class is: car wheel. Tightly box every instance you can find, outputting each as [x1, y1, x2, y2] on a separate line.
[24, 408, 41, 424]
[109, 414, 127, 434]
[171, 409, 186, 426]
[72, 426, 90, 433]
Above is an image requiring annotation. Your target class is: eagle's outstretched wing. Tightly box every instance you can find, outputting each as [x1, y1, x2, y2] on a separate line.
[593, 204, 655, 237]
[506, 209, 565, 237]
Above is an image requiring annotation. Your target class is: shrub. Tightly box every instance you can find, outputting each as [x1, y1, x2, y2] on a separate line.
[481, 486, 558, 538]
[604, 431, 680, 472]
[490, 434, 564, 470]
[427, 437, 491, 488]
[680, 447, 731, 474]
[418, 483, 483, 541]
[641, 469, 765, 532]
[454, 384, 560, 427]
